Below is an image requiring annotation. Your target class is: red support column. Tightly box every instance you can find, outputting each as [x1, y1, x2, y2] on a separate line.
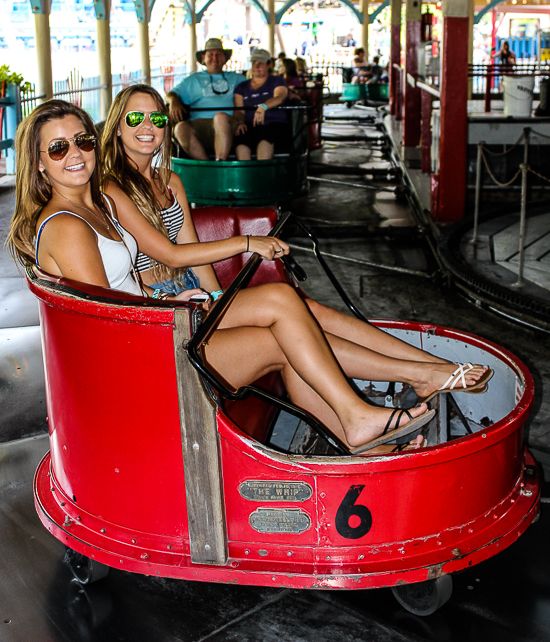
[437, 7, 469, 222]
[390, 0, 401, 117]
[403, 0, 421, 146]
[421, 90, 432, 173]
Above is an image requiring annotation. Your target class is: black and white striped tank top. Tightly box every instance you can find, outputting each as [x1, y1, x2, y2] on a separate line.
[135, 188, 184, 273]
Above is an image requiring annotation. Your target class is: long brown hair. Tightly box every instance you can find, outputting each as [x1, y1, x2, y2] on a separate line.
[6, 100, 102, 267]
[101, 84, 177, 285]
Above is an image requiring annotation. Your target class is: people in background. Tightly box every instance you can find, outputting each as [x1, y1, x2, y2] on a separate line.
[165, 38, 245, 160]
[295, 57, 308, 78]
[279, 58, 303, 88]
[492, 40, 516, 66]
[367, 56, 383, 84]
[233, 49, 290, 160]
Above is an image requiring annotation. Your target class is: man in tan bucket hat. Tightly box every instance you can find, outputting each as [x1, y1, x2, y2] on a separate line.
[166, 38, 246, 160]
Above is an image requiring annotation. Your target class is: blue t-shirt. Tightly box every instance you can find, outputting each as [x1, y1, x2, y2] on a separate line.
[234, 75, 288, 125]
[171, 71, 246, 120]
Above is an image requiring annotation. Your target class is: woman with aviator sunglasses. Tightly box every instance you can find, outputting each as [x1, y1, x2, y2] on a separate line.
[7, 100, 204, 304]
[101, 85, 491, 453]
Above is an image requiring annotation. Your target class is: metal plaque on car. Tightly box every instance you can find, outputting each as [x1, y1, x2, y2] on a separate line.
[249, 508, 311, 534]
[239, 480, 313, 502]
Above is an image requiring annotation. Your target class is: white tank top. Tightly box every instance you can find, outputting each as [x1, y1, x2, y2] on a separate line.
[35, 206, 141, 297]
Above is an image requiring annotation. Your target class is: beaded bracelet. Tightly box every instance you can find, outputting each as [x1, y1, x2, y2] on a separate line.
[211, 290, 223, 301]
[152, 288, 161, 299]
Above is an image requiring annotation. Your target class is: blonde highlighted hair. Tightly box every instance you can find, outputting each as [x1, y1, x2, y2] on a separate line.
[101, 84, 182, 285]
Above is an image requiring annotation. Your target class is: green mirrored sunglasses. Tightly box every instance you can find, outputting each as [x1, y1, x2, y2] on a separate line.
[124, 111, 168, 129]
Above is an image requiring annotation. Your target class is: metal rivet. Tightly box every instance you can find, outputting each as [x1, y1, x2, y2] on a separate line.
[141, 553, 149, 559]
[167, 545, 172, 550]
[358, 554, 364, 560]
[77, 516, 81, 521]
[100, 528, 106, 533]
[287, 551, 293, 556]
[205, 544, 211, 551]
[326, 556, 331, 560]
[132, 539, 137, 544]
[193, 443, 200, 452]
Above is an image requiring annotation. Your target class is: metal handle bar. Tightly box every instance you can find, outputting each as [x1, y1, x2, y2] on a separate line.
[291, 216, 370, 324]
[185, 211, 350, 455]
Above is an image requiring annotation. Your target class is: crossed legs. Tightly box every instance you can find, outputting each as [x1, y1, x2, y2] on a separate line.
[204, 283, 486, 449]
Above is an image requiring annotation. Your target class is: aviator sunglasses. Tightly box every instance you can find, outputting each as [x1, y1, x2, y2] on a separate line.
[40, 134, 97, 161]
[124, 111, 168, 129]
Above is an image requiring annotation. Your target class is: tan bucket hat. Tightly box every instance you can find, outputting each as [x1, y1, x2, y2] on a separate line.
[195, 38, 233, 65]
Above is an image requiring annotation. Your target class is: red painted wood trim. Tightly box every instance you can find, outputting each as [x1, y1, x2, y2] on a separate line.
[403, 19, 421, 146]
[390, 23, 401, 117]
[421, 90, 432, 173]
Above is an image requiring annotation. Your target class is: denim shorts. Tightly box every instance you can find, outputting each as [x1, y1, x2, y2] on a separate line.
[149, 268, 200, 295]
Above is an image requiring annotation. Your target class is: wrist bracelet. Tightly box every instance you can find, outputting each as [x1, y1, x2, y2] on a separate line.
[259, 103, 268, 111]
[152, 288, 161, 299]
[246, 235, 249, 252]
[211, 290, 223, 302]
[158, 292, 170, 300]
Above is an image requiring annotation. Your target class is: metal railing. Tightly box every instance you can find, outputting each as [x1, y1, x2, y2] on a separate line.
[19, 66, 190, 124]
[472, 127, 550, 287]
[469, 63, 550, 112]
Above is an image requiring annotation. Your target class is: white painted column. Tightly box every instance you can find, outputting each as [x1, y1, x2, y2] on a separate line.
[187, 0, 197, 73]
[96, 0, 112, 119]
[137, 0, 151, 85]
[268, 0, 275, 56]
[33, 1, 53, 102]
[361, 0, 369, 56]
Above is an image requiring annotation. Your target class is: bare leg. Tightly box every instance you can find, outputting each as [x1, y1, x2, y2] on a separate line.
[214, 282, 431, 447]
[236, 144, 252, 160]
[305, 299, 448, 364]
[257, 140, 275, 160]
[212, 112, 234, 160]
[221, 286, 487, 398]
[204, 324, 429, 449]
[174, 122, 209, 160]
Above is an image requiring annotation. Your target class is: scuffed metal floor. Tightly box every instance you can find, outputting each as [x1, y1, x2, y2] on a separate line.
[1, 436, 549, 641]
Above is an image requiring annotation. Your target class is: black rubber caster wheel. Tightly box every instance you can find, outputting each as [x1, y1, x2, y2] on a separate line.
[65, 548, 110, 585]
[345, 101, 352, 109]
[391, 575, 453, 616]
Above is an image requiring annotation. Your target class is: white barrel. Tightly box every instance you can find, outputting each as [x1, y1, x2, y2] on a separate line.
[503, 75, 535, 117]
